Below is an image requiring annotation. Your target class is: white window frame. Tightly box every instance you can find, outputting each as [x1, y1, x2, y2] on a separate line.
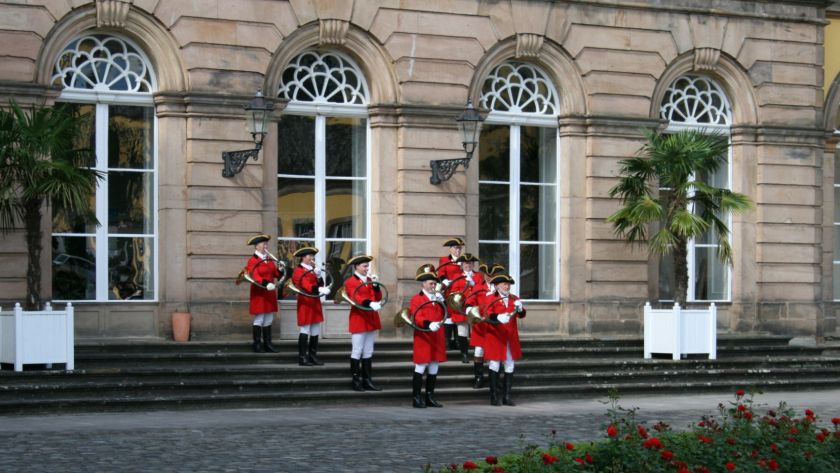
[50, 33, 158, 303]
[478, 62, 561, 301]
[276, 50, 371, 271]
[659, 74, 733, 303]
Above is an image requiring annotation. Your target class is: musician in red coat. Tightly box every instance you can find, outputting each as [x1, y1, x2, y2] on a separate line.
[465, 262, 505, 389]
[483, 274, 526, 406]
[343, 255, 384, 392]
[438, 237, 464, 349]
[446, 253, 482, 363]
[291, 246, 331, 366]
[409, 266, 449, 408]
[244, 234, 284, 353]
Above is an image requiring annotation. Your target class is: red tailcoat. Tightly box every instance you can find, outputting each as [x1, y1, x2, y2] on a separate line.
[466, 279, 490, 348]
[410, 292, 447, 364]
[246, 254, 281, 315]
[344, 274, 382, 333]
[483, 294, 526, 361]
[437, 255, 461, 283]
[293, 264, 324, 326]
[445, 271, 483, 323]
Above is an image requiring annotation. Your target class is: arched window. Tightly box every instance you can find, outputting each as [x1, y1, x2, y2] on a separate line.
[478, 62, 559, 300]
[276, 50, 369, 289]
[659, 74, 733, 302]
[50, 34, 157, 302]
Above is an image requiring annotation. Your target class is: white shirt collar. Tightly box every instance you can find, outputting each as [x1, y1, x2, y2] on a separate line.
[422, 289, 435, 301]
[301, 262, 313, 270]
[354, 271, 367, 280]
[255, 250, 268, 260]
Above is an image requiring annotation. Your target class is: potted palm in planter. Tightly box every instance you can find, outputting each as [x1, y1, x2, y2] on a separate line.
[606, 129, 752, 359]
[0, 101, 100, 370]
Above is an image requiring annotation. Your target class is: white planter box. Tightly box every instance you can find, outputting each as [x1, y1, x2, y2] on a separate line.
[644, 302, 716, 360]
[0, 302, 74, 372]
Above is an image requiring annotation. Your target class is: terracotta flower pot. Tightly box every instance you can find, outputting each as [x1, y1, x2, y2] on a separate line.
[171, 311, 191, 342]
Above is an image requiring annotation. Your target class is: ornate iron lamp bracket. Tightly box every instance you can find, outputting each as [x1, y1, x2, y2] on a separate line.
[429, 155, 472, 185]
[222, 146, 262, 178]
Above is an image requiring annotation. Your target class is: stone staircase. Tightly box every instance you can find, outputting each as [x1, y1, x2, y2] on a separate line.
[1, 336, 838, 414]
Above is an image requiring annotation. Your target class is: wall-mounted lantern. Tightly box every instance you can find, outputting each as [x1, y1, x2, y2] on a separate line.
[430, 100, 487, 184]
[222, 90, 287, 178]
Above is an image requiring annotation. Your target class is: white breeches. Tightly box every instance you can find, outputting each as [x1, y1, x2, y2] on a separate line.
[350, 331, 377, 359]
[299, 323, 321, 336]
[488, 345, 514, 373]
[252, 313, 274, 327]
[414, 362, 440, 375]
[474, 346, 484, 358]
[456, 322, 469, 337]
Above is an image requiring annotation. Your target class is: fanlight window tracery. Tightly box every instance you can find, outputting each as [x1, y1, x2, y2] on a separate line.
[480, 62, 558, 115]
[51, 35, 154, 92]
[278, 51, 368, 105]
[660, 75, 731, 125]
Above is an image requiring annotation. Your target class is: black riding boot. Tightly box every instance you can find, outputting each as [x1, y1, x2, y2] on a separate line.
[251, 325, 264, 353]
[502, 372, 516, 406]
[425, 374, 443, 407]
[262, 325, 279, 353]
[458, 336, 470, 363]
[412, 372, 426, 408]
[361, 358, 383, 391]
[298, 334, 314, 366]
[489, 369, 501, 406]
[308, 335, 324, 365]
[472, 359, 486, 389]
[446, 325, 457, 349]
[350, 358, 364, 391]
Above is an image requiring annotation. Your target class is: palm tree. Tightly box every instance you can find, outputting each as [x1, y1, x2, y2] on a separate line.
[606, 129, 752, 305]
[0, 101, 101, 310]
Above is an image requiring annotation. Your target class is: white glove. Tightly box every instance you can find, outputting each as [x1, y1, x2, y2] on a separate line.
[265, 282, 276, 291]
[318, 287, 331, 296]
[514, 300, 524, 312]
[369, 301, 382, 311]
[443, 318, 453, 325]
[467, 278, 475, 286]
[435, 292, 445, 302]
[442, 279, 451, 287]
[314, 267, 322, 277]
[369, 274, 379, 282]
[497, 313, 511, 324]
[428, 322, 441, 332]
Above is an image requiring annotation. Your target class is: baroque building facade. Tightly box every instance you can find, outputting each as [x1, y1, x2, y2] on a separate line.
[0, 0, 838, 341]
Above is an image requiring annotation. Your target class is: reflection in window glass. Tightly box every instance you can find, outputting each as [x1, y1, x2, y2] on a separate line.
[519, 243, 556, 300]
[108, 105, 153, 169]
[52, 236, 96, 300]
[478, 243, 509, 274]
[326, 117, 366, 177]
[277, 177, 315, 238]
[108, 171, 153, 234]
[693, 246, 728, 301]
[278, 115, 315, 175]
[325, 179, 366, 239]
[479, 125, 509, 182]
[479, 184, 509, 241]
[108, 237, 153, 300]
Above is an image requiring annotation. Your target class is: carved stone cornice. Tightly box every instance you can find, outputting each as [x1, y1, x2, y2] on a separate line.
[693, 48, 721, 72]
[515, 33, 544, 58]
[96, 0, 133, 28]
[319, 19, 350, 46]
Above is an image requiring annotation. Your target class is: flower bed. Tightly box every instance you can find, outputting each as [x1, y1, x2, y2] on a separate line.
[436, 390, 840, 473]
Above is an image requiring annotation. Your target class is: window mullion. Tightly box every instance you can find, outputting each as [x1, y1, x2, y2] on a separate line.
[509, 125, 520, 287]
[314, 115, 326, 263]
[95, 103, 109, 301]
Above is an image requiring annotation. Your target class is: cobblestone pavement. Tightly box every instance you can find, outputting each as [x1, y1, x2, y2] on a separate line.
[1, 389, 838, 473]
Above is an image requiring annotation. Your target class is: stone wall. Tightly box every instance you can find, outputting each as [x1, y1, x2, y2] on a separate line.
[0, 0, 833, 340]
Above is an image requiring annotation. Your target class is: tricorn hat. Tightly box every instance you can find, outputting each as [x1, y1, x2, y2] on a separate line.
[489, 264, 506, 276]
[293, 246, 319, 257]
[347, 254, 373, 267]
[442, 237, 466, 247]
[246, 234, 271, 246]
[478, 262, 489, 273]
[456, 253, 479, 263]
[415, 263, 436, 277]
[415, 270, 439, 282]
[490, 274, 515, 285]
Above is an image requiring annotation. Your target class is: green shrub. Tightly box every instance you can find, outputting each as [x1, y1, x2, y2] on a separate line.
[436, 390, 840, 473]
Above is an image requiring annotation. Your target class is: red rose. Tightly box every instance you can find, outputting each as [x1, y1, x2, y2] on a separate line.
[832, 417, 840, 425]
[585, 453, 593, 464]
[737, 404, 746, 412]
[449, 464, 458, 472]
[463, 460, 478, 470]
[726, 437, 736, 445]
[491, 467, 506, 473]
[789, 427, 799, 435]
[485, 456, 497, 465]
[607, 425, 618, 437]
[736, 389, 745, 397]
[816, 432, 826, 443]
[677, 469, 690, 473]
[743, 412, 753, 421]
[565, 442, 574, 451]
[768, 459, 779, 471]
[574, 457, 584, 464]
[805, 409, 814, 417]
[770, 443, 779, 453]
[637, 425, 648, 438]
[726, 462, 736, 471]
[642, 437, 663, 449]
[541, 453, 557, 465]
[661, 450, 674, 461]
